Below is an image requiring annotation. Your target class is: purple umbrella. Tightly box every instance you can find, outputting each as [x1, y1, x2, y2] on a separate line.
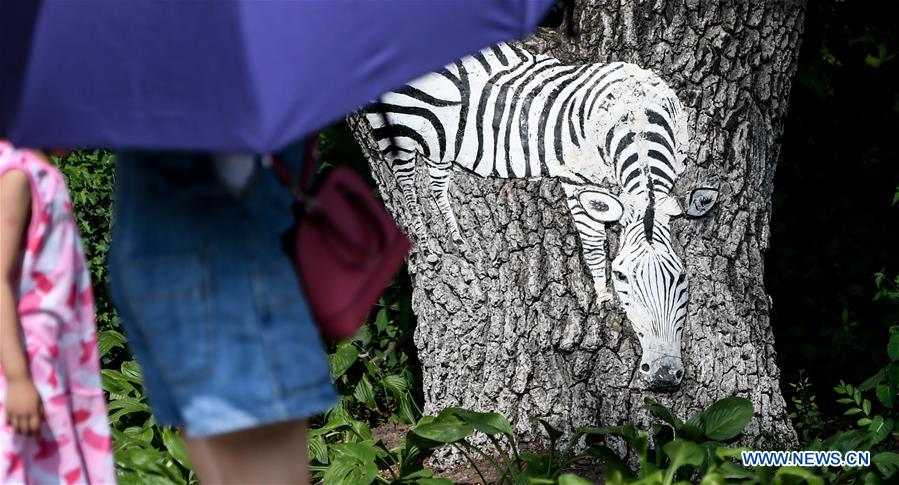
[1, 0, 554, 153]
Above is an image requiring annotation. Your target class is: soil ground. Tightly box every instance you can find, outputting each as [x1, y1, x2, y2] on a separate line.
[371, 423, 605, 484]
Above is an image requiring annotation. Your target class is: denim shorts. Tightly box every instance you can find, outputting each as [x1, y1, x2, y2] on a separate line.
[107, 143, 337, 437]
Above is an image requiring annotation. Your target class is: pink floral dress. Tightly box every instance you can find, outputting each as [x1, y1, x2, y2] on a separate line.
[0, 142, 116, 484]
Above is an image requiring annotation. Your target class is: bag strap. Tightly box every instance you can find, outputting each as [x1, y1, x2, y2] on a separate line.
[270, 133, 319, 202]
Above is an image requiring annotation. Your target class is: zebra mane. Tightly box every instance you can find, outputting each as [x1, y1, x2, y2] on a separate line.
[643, 177, 656, 242]
[463, 42, 537, 74]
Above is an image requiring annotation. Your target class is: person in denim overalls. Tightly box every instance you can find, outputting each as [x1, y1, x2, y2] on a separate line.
[107, 141, 337, 483]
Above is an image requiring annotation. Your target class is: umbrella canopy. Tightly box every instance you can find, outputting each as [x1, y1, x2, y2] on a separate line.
[0, 0, 553, 153]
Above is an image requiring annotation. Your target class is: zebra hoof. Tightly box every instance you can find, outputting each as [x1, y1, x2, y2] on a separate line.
[595, 287, 614, 304]
[420, 240, 442, 265]
[452, 237, 469, 252]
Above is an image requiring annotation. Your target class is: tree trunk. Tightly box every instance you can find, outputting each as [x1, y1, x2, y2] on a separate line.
[349, 0, 804, 449]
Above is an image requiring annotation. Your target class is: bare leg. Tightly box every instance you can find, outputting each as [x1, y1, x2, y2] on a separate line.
[183, 419, 309, 484]
[561, 183, 613, 303]
[425, 158, 467, 250]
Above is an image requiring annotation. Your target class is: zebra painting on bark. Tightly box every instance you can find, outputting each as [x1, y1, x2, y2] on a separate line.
[363, 43, 719, 389]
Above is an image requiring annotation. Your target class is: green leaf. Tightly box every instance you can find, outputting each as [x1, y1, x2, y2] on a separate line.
[699, 471, 726, 485]
[888, 332, 899, 361]
[382, 374, 409, 394]
[870, 417, 893, 446]
[397, 394, 418, 425]
[116, 470, 176, 485]
[347, 418, 374, 442]
[102, 369, 137, 399]
[329, 343, 358, 381]
[524, 478, 554, 485]
[644, 397, 684, 430]
[582, 445, 635, 480]
[352, 324, 372, 346]
[324, 402, 353, 429]
[375, 308, 389, 332]
[873, 452, 899, 479]
[717, 460, 756, 480]
[445, 408, 514, 436]
[353, 375, 377, 409]
[845, 408, 863, 416]
[307, 435, 329, 464]
[322, 453, 378, 485]
[876, 384, 895, 408]
[866, 54, 884, 68]
[863, 399, 872, 416]
[773, 466, 824, 485]
[679, 413, 704, 441]
[122, 425, 154, 444]
[409, 416, 475, 447]
[822, 429, 871, 453]
[114, 446, 160, 468]
[333, 441, 378, 462]
[519, 451, 552, 477]
[399, 468, 436, 480]
[98, 329, 127, 357]
[662, 440, 705, 483]
[107, 397, 152, 423]
[531, 417, 564, 449]
[888, 365, 899, 388]
[160, 427, 192, 470]
[714, 446, 752, 460]
[321, 442, 381, 485]
[558, 473, 593, 485]
[700, 397, 754, 441]
[120, 360, 143, 384]
[663, 440, 705, 467]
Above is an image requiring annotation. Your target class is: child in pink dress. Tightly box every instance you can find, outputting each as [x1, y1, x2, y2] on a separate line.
[0, 141, 116, 484]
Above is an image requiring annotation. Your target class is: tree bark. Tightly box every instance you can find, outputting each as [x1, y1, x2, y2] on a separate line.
[349, 0, 804, 450]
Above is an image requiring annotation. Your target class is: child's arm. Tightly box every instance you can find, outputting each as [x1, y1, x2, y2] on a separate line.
[0, 169, 43, 435]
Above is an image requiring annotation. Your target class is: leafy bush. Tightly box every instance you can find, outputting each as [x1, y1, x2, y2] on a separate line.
[57, 143, 425, 484]
[770, 0, 899, 402]
[810, 324, 899, 484]
[308, 395, 824, 485]
[100, 344, 195, 484]
[788, 372, 826, 444]
[55, 149, 116, 332]
[51, 110, 898, 484]
[57, 150, 195, 483]
[324, 278, 421, 429]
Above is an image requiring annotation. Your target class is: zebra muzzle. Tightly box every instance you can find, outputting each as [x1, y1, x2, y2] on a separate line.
[640, 354, 684, 391]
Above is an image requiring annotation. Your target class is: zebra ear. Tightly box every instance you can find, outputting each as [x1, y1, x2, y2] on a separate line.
[578, 190, 623, 223]
[659, 196, 683, 217]
[686, 187, 719, 218]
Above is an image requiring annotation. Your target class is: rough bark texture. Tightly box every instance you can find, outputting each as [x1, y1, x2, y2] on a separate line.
[349, 0, 805, 450]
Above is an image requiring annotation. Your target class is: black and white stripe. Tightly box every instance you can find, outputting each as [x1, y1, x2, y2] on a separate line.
[363, 44, 691, 387]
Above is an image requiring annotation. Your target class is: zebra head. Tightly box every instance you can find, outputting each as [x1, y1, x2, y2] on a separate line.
[586, 190, 689, 390]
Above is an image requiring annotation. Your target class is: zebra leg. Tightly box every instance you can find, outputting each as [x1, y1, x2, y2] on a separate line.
[389, 155, 430, 242]
[561, 183, 613, 304]
[425, 158, 468, 251]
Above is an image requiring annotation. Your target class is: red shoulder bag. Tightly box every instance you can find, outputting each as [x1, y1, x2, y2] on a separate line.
[272, 135, 411, 341]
